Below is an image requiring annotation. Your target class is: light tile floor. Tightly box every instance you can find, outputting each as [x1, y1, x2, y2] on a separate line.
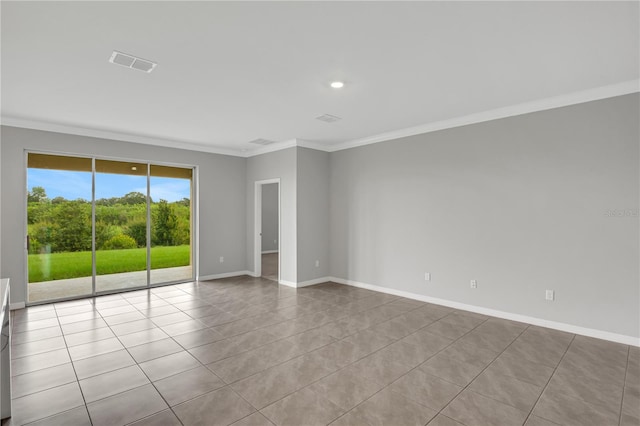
[4, 277, 639, 426]
[261, 253, 278, 282]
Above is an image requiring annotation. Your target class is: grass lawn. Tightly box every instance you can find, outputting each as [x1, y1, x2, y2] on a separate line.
[29, 245, 190, 283]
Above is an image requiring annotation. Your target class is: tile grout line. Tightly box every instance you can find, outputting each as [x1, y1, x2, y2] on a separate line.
[190, 290, 402, 381]
[107, 283, 335, 425]
[216, 290, 414, 418]
[11, 303, 94, 424]
[12, 278, 630, 426]
[105, 289, 188, 426]
[57, 300, 96, 426]
[7, 284, 501, 425]
[618, 345, 630, 426]
[326, 311, 493, 426]
[521, 333, 576, 426]
[413, 318, 529, 425]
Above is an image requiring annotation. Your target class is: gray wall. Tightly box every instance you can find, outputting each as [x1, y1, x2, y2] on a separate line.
[1, 126, 247, 306]
[261, 183, 279, 252]
[297, 147, 330, 283]
[330, 94, 639, 338]
[246, 148, 297, 284]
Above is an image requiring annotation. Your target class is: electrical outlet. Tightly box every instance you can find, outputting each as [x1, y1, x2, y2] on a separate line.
[470, 280, 477, 289]
[219, 256, 224, 263]
[545, 289, 554, 301]
[424, 272, 431, 281]
[315, 260, 320, 267]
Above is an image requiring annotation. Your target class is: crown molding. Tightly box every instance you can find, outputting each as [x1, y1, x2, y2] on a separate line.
[0, 116, 247, 158]
[3, 80, 637, 159]
[328, 79, 640, 153]
[244, 138, 299, 157]
[296, 139, 333, 152]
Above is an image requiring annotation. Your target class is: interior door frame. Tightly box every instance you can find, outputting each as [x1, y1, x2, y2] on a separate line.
[24, 149, 198, 305]
[254, 178, 281, 282]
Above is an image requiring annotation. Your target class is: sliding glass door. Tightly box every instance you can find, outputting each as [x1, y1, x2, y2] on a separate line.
[95, 160, 149, 293]
[27, 155, 94, 303]
[26, 153, 195, 304]
[150, 165, 193, 285]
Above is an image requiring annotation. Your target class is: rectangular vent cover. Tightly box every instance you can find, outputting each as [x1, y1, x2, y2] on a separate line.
[248, 139, 275, 146]
[109, 51, 157, 73]
[316, 114, 342, 123]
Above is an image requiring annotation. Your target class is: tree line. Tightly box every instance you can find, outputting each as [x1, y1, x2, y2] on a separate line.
[28, 187, 190, 254]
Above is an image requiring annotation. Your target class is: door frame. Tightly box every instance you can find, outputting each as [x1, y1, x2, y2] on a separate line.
[24, 149, 198, 305]
[254, 178, 281, 282]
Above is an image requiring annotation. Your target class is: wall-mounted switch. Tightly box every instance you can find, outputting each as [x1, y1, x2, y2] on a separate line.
[424, 273, 431, 281]
[545, 290, 554, 301]
[315, 260, 320, 267]
[470, 280, 477, 289]
[219, 256, 224, 263]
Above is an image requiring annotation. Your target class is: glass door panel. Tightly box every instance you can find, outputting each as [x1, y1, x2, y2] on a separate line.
[95, 160, 149, 293]
[149, 165, 193, 285]
[27, 154, 93, 303]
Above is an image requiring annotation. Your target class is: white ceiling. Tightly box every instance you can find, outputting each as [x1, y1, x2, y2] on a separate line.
[1, 1, 638, 156]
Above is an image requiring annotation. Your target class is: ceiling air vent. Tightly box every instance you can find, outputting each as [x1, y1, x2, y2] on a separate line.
[248, 139, 275, 146]
[109, 51, 157, 73]
[316, 114, 342, 123]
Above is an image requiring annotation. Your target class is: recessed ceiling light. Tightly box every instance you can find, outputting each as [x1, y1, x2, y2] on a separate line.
[109, 51, 157, 73]
[330, 81, 344, 89]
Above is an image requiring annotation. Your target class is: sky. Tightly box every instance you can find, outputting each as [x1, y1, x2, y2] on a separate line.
[28, 169, 190, 202]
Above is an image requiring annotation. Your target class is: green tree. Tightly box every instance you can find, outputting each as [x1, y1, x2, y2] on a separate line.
[29, 222, 54, 254]
[51, 201, 92, 252]
[126, 221, 148, 247]
[153, 200, 178, 246]
[176, 197, 190, 207]
[95, 222, 122, 249]
[27, 202, 52, 225]
[120, 192, 147, 205]
[28, 186, 48, 203]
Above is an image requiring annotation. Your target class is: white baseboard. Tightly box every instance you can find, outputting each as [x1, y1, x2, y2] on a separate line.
[10, 302, 26, 310]
[330, 277, 640, 347]
[198, 271, 252, 281]
[261, 250, 279, 254]
[297, 276, 332, 288]
[277, 276, 331, 288]
[278, 280, 297, 288]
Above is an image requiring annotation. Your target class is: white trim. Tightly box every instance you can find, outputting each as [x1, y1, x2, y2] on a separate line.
[330, 277, 640, 347]
[275, 276, 331, 288]
[297, 276, 331, 288]
[261, 250, 279, 254]
[193, 165, 200, 281]
[5, 81, 636, 159]
[10, 302, 26, 310]
[248, 139, 299, 157]
[1, 116, 246, 157]
[254, 179, 281, 283]
[296, 139, 332, 152]
[197, 271, 252, 281]
[327, 80, 640, 153]
[278, 280, 298, 288]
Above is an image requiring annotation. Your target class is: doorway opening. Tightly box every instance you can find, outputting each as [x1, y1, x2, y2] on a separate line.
[254, 179, 280, 283]
[26, 152, 195, 304]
